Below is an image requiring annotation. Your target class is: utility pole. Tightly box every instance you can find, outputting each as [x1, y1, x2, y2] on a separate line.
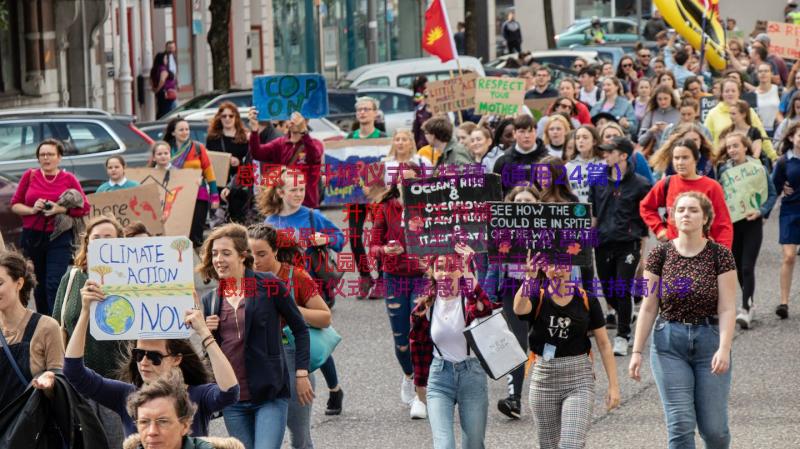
[117, 0, 133, 114]
[367, 0, 378, 63]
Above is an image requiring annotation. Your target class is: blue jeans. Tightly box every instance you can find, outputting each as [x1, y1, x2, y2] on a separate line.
[284, 342, 315, 449]
[223, 398, 290, 449]
[650, 318, 732, 449]
[384, 272, 418, 375]
[426, 358, 488, 449]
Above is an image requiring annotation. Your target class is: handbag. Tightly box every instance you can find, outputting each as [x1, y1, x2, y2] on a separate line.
[165, 88, 177, 101]
[282, 266, 342, 372]
[462, 309, 528, 380]
[59, 267, 79, 346]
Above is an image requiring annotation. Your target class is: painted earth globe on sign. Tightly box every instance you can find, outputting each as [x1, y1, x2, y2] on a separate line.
[95, 295, 135, 335]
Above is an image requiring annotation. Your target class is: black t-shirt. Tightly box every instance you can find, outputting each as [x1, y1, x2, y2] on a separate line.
[206, 135, 250, 164]
[519, 289, 605, 357]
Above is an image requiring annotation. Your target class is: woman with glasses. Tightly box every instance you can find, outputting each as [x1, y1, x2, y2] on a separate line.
[557, 78, 592, 124]
[206, 101, 250, 179]
[537, 97, 581, 137]
[63, 272, 240, 438]
[616, 56, 641, 99]
[11, 139, 91, 316]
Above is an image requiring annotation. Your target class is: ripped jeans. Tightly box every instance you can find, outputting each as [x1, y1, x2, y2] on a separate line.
[383, 272, 422, 375]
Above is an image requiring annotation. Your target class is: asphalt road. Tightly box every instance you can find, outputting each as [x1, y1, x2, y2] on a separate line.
[205, 205, 800, 449]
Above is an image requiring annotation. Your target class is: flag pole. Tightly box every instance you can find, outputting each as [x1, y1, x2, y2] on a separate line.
[699, 1, 709, 72]
[448, 67, 464, 123]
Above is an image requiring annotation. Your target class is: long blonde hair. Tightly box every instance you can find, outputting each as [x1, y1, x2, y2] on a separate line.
[387, 129, 418, 161]
[256, 167, 306, 216]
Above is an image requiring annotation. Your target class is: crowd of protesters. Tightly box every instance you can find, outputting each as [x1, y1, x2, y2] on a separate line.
[4, 8, 800, 449]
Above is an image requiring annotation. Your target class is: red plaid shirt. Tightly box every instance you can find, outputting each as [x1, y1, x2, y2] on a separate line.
[409, 284, 496, 387]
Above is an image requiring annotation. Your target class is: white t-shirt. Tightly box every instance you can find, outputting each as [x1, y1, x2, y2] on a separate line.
[431, 296, 468, 363]
[756, 84, 781, 132]
[579, 86, 601, 108]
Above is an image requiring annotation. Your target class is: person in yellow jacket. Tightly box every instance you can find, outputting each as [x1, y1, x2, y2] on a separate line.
[704, 78, 778, 160]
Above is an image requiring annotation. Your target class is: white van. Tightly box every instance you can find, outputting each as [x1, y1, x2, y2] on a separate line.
[337, 56, 486, 90]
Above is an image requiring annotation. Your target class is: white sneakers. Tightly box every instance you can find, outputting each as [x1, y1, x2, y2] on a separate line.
[410, 397, 428, 419]
[401, 375, 416, 405]
[613, 336, 629, 356]
[736, 308, 753, 329]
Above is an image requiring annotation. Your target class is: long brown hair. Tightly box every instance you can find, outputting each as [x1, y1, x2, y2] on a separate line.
[117, 339, 211, 388]
[256, 168, 305, 217]
[715, 131, 753, 166]
[73, 215, 124, 271]
[538, 157, 577, 203]
[650, 123, 714, 172]
[197, 223, 255, 281]
[206, 101, 248, 144]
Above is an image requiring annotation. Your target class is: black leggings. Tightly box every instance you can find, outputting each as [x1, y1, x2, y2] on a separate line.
[501, 286, 529, 399]
[347, 203, 371, 278]
[595, 241, 641, 339]
[732, 218, 763, 310]
[190, 199, 209, 248]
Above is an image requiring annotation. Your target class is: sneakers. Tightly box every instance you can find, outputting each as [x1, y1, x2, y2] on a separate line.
[325, 388, 344, 416]
[606, 312, 617, 329]
[776, 304, 789, 319]
[400, 375, 416, 405]
[410, 397, 428, 419]
[736, 308, 753, 329]
[357, 276, 374, 300]
[613, 336, 629, 356]
[497, 396, 521, 419]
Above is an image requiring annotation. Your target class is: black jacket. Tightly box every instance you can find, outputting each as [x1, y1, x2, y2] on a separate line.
[589, 163, 650, 243]
[492, 140, 547, 195]
[0, 372, 108, 449]
[202, 269, 310, 404]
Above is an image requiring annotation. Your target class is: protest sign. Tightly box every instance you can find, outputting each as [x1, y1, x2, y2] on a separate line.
[321, 138, 392, 206]
[474, 77, 526, 116]
[86, 184, 165, 235]
[253, 74, 329, 121]
[401, 174, 502, 256]
[718, 159, 768, 222]
[766, 21, 800, 60]
[488, 202, 594, 266]
[524, 98, 554, 120]
[0, 231, 4, 251]
[699, 96, 719, 123]
[87, 236, 195, 340]
[426, 73, 478, 114]
[127, 168, 200, 237]
[207, 151, 232, 184]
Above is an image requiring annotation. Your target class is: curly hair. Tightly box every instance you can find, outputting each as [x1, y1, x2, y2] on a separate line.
[126, 369, 198, 426]
[206, 101, 248, 144]
[650, 123, 714, 172]
[671, 191, 715, 237]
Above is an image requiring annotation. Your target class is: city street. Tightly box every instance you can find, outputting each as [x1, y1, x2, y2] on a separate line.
[204, 204, 800, 449]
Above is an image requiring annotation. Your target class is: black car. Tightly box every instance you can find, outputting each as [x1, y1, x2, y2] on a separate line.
[0, 171, 23, 248]
[0, 108, 154, 193]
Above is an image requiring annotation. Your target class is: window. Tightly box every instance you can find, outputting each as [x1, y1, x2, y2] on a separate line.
[212, 94, 252, 109]
[359, 77, 390, 87]
[328, 92, 358, 114]
[611, 21, 637, 35]
[58, 122, 119, 156]
[0, 123, 41, 161]
[368, 92, 414, 114]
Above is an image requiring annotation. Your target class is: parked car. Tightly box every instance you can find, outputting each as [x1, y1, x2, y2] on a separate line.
[569, 42, 659, 69]
[0, 108, 153, 193]
[0, 171, 23, 248]
[356, 87, 415, 134]
[337, 56, 486, 89]
[161, 88, 252, 121]
[486, 50, 602, 71]
[555, 18, 641, 48]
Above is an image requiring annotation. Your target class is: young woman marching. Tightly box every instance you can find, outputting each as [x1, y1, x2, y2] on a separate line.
[629, 192, 737, 448]
[248, 223, 332, 448]
[772, 122, 800, 319]
[409, 244, 495, 449]
[566, 125, 604, 203]
[513, 253, 620, 449]
[715, 132, 777, 328]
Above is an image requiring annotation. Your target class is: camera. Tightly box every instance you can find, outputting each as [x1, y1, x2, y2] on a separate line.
[43, 202, 53, 211]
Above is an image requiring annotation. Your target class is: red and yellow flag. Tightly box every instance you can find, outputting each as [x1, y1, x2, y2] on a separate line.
[422, 0, 457, 63]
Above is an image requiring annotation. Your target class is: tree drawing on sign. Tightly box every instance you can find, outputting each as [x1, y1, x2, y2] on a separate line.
[91, 265, 113, 285]
[171, 238, 191, 263]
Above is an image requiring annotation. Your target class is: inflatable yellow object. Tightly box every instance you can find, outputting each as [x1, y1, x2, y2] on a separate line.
[655, 0, 727, 71]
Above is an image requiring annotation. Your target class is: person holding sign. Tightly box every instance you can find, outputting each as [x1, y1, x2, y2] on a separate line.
[513, 252, 619, 449]
[771, 122, 800, 320]
[164, 118, 220, 248]
[492, 115, 548, 197]
[199, 224, 311, 449]
[409, 244, 495, 449]
[715, 132, 777, 329]
[248, 108, 324, 209]
[97, 156, 140, 192]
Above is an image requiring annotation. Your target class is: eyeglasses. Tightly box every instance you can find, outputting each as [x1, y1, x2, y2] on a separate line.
[132, 348, 172, 365]
[136, 418, 177, 429]
[220, 114, 235, 119]
[622, 63, 633, 68]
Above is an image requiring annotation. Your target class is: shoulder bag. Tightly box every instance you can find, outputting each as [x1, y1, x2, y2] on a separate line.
[59, 267, 80, 346]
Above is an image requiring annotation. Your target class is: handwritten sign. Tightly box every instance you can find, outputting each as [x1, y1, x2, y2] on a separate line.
[488, 202, 593, 266]
[719, 160, 768, 222]
[88, 236, 195, 340]
[207, 151, 232, 185]
[127, 168, 200, 237]
[699, 96, 719, 123]
[253, 74, 329, 121]
[766, 21, 800, 60]
[474, 77, 526, 116]
[86, 184, 165, 235]
[321, 138, 392, 206]
[524, 98, 553, 120]
[426, 73, 478, 114]
[401, 174, 503, 256]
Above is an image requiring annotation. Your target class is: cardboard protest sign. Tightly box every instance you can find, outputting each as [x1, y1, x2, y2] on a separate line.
[524, 98, 554, 120]
[766, 21, 800, 60]
[699, 96, 719, 123]
[474, 77, 526, 116]
[127, 168, 200, 237]
[401, 174, 502, 256]
[207, 151, 232, 185]
[487, 202, 594, 266]
[426, 73, 478, 114]
[321, 138, 392, 206]
[253, 74, 329, 121]
[86, 184, 165, 235]
[718, 159, 769, 222]
[87, 236, 195, 340]
[0, 231, 5, 251]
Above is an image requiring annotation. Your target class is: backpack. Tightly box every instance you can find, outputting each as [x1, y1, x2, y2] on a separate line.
[661, 175, 672, 223]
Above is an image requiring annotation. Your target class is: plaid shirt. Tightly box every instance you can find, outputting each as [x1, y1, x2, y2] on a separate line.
[409, 284, 496, 387]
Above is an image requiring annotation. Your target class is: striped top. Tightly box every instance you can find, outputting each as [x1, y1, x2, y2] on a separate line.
[171, 140, 219, 203]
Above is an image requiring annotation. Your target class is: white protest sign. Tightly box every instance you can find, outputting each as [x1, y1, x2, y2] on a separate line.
[88, 236, 195, 340]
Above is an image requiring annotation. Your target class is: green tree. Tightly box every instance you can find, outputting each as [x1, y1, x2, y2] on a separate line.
[208, 0, 232, 90]
[171, 238, 191, 263]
